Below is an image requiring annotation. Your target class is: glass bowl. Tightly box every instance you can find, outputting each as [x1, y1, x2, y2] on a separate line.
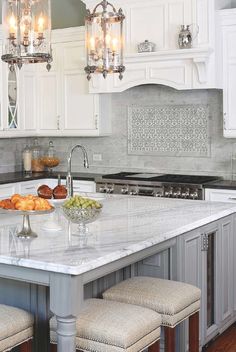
[62, 205, 102, 235]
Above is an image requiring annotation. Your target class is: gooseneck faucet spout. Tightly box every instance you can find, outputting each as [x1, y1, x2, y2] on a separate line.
[66, 144, 89, 197]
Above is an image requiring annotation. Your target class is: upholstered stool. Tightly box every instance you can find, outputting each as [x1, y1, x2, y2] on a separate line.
[103, 277, 201, 352]
[50, 298, 161, 352]
[0, 304, 34, 352]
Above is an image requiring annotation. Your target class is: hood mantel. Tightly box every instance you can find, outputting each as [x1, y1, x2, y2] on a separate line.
[82, 0, 217, 93]
[89, 47, 213, 93]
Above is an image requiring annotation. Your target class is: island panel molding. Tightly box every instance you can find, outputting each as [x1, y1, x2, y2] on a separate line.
[128, 104, 210, 157]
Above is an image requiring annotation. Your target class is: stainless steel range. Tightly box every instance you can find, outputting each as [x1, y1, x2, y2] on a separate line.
[95, 172, 219, 200]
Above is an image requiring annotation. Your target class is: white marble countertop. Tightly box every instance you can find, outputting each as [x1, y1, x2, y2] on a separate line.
[0, 195, 236, 275]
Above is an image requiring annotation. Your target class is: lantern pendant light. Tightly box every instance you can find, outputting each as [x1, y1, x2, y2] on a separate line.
[85, 0, 125, 81]
[1, 0, 52, 71]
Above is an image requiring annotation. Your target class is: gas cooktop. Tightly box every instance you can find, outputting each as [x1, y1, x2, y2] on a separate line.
[101, 172, 219, 185]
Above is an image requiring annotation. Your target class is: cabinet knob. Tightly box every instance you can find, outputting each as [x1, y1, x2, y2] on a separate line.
[94, 114, 98, 129]
[57, 116, 60, 130]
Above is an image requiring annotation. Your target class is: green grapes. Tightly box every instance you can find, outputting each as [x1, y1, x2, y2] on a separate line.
[63, 195, 102, 210]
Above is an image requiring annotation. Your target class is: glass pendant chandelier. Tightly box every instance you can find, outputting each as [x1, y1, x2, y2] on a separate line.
[85, 0, 125, 81]
[1, 0, 52, 71]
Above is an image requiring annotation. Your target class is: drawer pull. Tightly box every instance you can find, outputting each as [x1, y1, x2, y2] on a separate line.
[228, 197, 236, 200]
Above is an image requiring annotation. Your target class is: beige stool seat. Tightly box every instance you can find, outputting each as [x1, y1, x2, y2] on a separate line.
[103, 277, 201, 352]
[0, 304, 34, 352]
[50, 298, 162, 352]
[103, 277, 201, 328]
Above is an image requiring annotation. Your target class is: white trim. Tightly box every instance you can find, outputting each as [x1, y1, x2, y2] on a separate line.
[125, 47, 213, 63]
[52, 26, 85, 43]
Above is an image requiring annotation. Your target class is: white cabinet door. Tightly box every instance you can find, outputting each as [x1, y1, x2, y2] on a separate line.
[37, 44, 61, 133]
[205, 188, 236, 203]
[123, 0, 193, 53]
[222, 25, 236, 137]
[37, 72, 60, 131]
[18, 180, 43, 195]
[0, 183, 19, 198]
[62, 41, 98, 133]
[2, 64, 22, 132]
[73, 180, 96, 193]
[20, 66, 37, 132]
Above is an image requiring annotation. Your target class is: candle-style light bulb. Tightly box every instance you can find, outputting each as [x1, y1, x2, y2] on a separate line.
[9, 14, 16, 36]
[105, 33, 111, 47]
[38, 15, 44, 36]
[112, 37, 118, 52]
[90, 36, 96, 51]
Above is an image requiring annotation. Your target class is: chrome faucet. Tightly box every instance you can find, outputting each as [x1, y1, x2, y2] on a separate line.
[66, 144, 89, 197]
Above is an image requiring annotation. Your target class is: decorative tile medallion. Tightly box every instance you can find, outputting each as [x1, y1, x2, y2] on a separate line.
[128, 105, 210, 157]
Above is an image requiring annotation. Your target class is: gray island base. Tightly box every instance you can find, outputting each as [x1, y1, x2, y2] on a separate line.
[0, 195, 235, 352]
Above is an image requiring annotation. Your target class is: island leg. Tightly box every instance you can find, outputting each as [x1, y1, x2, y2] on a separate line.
[56, 316, 77, 352]
[50, 273, 84, 352]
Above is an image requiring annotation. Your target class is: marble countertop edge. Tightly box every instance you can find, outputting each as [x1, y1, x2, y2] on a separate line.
[1, 205, 236, 276]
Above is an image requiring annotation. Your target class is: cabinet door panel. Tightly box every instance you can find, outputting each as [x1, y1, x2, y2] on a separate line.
[38, 73, 59, 131]
[0, 183, 19, 198]
[205, 188, 236, 203]
[63, 44, 85, 70]
[220, 218, 233, 324]
[73, 181, 96, 193]
[125, 0, 192, 52]
[63, 72, 96, 130]
[22, 73, 37, 131]
[62, 41, 97, 132]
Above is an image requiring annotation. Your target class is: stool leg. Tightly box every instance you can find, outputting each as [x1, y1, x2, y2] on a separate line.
[164, 327, 175, 352]
[19, 340, 32, 352]
[148, 340, 160, 352]
[189, 312, 199, 352]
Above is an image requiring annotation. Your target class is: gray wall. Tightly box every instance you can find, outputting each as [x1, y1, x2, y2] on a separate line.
[0, 0, 86, 29]
[2, 85, 234, 180]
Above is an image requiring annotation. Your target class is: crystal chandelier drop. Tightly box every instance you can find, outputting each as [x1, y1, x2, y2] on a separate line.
[1, 0, 52, 71]
[84, 0, 125, 81]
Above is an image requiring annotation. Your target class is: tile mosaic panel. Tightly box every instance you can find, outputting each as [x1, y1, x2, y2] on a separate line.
[128, 105, 210, 157]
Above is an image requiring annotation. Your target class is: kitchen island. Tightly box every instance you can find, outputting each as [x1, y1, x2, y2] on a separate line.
[0, 196, 236, 352]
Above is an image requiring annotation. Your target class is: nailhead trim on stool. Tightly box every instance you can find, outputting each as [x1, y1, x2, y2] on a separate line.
[0, 304, 34, 352]
[50, 298, 162, 352]
[103, 277, 201, 352]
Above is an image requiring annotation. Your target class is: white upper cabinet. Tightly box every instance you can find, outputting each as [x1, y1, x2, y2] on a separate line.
[61, 41, 100, 134]
[0, 26, 111, 138]
[36, 28, 111, 136]
[37, 43, 61, 133]
[82, 0, 216, 92]
[217, 10, 236, 138]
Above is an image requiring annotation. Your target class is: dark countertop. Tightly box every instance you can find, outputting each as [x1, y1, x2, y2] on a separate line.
[0, 172, 101, 185]
[203, 180, 236, 190]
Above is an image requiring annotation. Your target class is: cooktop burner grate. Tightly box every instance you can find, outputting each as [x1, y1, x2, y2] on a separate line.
[102, 172, 219, 184]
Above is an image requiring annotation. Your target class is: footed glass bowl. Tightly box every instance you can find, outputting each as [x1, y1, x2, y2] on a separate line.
[62, 206, 102, 235]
